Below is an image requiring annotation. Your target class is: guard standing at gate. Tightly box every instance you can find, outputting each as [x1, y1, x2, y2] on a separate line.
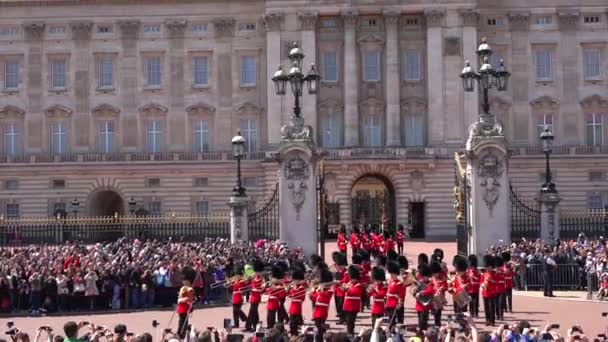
[337, 225, 348, 257]
[543, 250, 556, 297]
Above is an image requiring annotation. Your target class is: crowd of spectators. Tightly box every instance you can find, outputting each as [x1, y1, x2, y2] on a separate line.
[0, 238, 304, 314]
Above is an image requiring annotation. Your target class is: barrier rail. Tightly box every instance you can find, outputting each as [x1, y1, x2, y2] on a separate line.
[519, 263, 582, 291]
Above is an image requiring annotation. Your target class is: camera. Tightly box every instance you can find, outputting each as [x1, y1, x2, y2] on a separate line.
[152, 320, 159, 328]
[602, 312, 608, 317]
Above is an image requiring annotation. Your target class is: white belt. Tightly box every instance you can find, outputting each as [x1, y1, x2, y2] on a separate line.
[233, 291, 242, 294]
[315, 303, 329, 307]
[291, 299, 303, 303]
[345, 296, 360, 300]
[387, 294, 399, 298]
[252, 289, 262, 292]
[373, 299, 385, 302]
[269, 296, 277, 299]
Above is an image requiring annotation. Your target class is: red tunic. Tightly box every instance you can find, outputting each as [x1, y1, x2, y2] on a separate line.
[481, 271, 495, 298]
[342, 282, 363, 312]
[368, 284, 387, 315]
[231, 279, 247, 305]
[386, 278, 405, 309]
[337, 233, 348, 252]
[176, 286, 195, 314]
[494, 270, 505, 294]
[333, 269, 347, 298]
[384, 238, 395, 254]
[361, 233, 371, 251]
[450, 274, 468, 295]
[349, 233, 361, 251]
[310, 288, 333, 320]
[414, 281, 435, 312]
[266, 284, 287, 311]
[466, 268, 481, 294]
[371, 233, 381, 253]
[249, 275, 264, 304]
[395, 231, 404, 245]
[288, 281, 307, 315]
[502, 265, 514, 290]
[359, 263, 371, 286]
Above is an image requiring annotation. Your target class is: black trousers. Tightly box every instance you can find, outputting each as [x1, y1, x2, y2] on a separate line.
[544, 273, 554, 296]
[483, 296, 496, 325]
[245, 302, 259, 329]
[267, 309, 277, 329]
[385, 307, 398, 329]
[397, 305, 405, 324]
[344, 311, 358, 335]
[417, 311, 430, 331]
[361, 291, 369, 311]
[371, 313, 383, 328]
[289, 314, 303, 336]
[432, 308, 442, 327]
[469, 292, 479, 317]
[313, 318, 326, 342]
[278, 299, 288, 323]
[177, 313, 189, 339]
[504, 288, 513, 312]
[232, 304, 247, 328]
[334, 296, 344, 322]
[495, 293, 504, 320]
[397, 243, 404, 255]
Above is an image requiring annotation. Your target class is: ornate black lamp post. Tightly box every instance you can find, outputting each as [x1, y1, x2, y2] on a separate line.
[232, 130, 246, 197]
[460, 37, 511, 123]
[71, 198, 80, 217]
[271, 42, 320, 118]
[540, 126, 556, 193]
[128, 197, 137, 215]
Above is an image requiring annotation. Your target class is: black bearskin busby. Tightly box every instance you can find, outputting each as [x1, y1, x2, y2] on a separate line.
[387, 249, 398, 262]
[271, 264, 284, 279]
[317, 262, 329, 271]
[340, 224, 346, 234]
[483, 255, 494, 269]
[453, 255, 468, 273]
[387, 261, 400, 275]
[276, 261, 289, 273]
[371, 266, 386, 282]
[468, 254, 478, 269]
[233, 263, 244, 275]
[430, 261, 442, 275]
[182, 266, 196, 284]
[252, 259, 265, 273]
[353, 226, 360, 234]
[418, 263, 432, 278]
[418, 253, 429, 266]
[398, 224, 404, 232]
[397, 255, 409, 270]
[332, 251, 348, 266]
[352, 252, 363, 265]
[432, 248, 444, 262]
[291, 265, 305, 281]
[494, 255, 504, 268]
[358, 249, 370, 262]
[348, 265, 361, 280]
[320, 268, 333, 284]
[501, 251, 511, 263]
[383, 230, 390, 239]
[376, 255, 387, 268]
[310, 254, 323, 268]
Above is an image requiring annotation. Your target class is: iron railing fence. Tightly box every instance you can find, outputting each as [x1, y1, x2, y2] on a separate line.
[559, 208, 608, 240]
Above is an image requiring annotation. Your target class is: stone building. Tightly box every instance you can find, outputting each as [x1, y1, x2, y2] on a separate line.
[0, 0, 607, 238]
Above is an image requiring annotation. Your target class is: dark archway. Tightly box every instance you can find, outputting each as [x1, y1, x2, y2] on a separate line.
[351, 174, 396, 230]
[88, 190, 125, 216]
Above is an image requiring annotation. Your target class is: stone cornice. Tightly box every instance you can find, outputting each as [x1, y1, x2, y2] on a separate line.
[0, 105, 26, 119]
[424, 9, 445, 28]
[383, 10, 400, 26]
[117, 20, 140, 39]
[22, 22, 45, 41]
[139, 102, 168, 116]
[70, 21, 93, 41]
[298, 12, 318, 31]
[557, 11, 579, 30]
[213, 18, 236, 38]
[186, 102, 216, 115]
[508, 11, 530, 31]
[263, 13, 284, 32]
[44, 104, 73, 118]
[92, 103, 121, 117]
[459, 9, 479, 27]
[341, 10, 359, 30]
[164, 19, 188, 38]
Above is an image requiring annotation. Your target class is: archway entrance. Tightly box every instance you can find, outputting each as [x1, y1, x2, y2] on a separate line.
[88, 190, 125, 216]
[351, 175, 395, 230]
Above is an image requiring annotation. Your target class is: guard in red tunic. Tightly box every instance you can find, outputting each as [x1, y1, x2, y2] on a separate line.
[359, 251, 372, 311]
[337, 225, 348, 256]
[493, 255, 505, 321]
[371, 228, 382, 257]
[501, 251, 514, 313]
[342, 265, 363, 336]
[430, 261, 448, 327]
[385, 261, 405, 329]
[414, 263, 434, 331]
[230, 264, 248, 329]
[276, 261, 290, 324]
[266, 264, 286, 329]
[396, 225, 405, 255]
[466, 254, 481, 317]
[450, 256, 469, 314]
[481, 255, 496, 326]
[383, 231, 395, 255]
[360, 228, 372, 253]
[332, 251, 348, 324]
[244, 259, 265, 332]
[396, 255, 409, 324]
[368, 266, 387, 327]
[176, 266, 196, 339]
[417, 253, 429, 280]
[310, 269, 334, 342]
[288, 265, 307, 336]
[349, 227, 361, 255]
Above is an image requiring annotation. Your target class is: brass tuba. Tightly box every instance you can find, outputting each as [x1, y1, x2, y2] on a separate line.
[407, 272, 433, 306]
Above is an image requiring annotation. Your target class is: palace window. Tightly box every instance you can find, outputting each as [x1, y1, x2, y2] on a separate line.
[321, 112, 341, 148]
[148, 201, 162, 215]
[192, 24, 208, 32]
[240, 56, 256, 86]
[98, 121, 115, 153]
[51, 122, 67, 155]
[48, 26, 66, 35]
[490, 51, 504, 69]
[238, 23, 256, 32]
[146, 120, 162, 153]
[3, 122, 20, 156]
[193, 120, 210, 152]
[589, 171, 605, 182]
[0, 27, 18, 36]
[5, 180, 18, 190]
[584, 15, 601, 24]
[97, 25, 112, 34]
[535, 50, 552, 81]
[240, 119, 257, 152]
[243, 176, 257, 187]
[404, 115, 424, 146]
[52, 179, 66, 189]
[6, 204, 19, 218]
[363, 51, 380, 82]
[193, 57, 209, 86]
[4, 60, 19, 90]
[322, 52, 338, 82]
[193, 177, 208, 187]
[50, 58, 67, 89]
[403, 51, 421, 81]
[583, 49, 601, 80]
[535, 16, 553, 25]
[195, 201, 209, 215]
[145, 57, 161, 87]
[585, 113, 604, 146]
[143, 24, 161, 33]
[97, 58, 113, 88]
[363, 114, 382, 147]
[146, 178, 161, 187]
[536, 114, 554, 139]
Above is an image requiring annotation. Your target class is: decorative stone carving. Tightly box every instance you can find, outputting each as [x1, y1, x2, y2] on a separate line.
[281, 116, 313, 143]
[138, 103, 168, 116]
[186, 102, 216, 115]
[558, 11, 579, 30]
[508, 12, 530, 31]
[70, 21, 93, 41]
[92, 103, 121, 117]
[44, 104, 73, 118]
[285, 157, 309, 180]
[0, 105, 26, 119]
[23, 22, 45, 41]
[424, 9, 445, 27]
[459, 9, 479, 27]
[580, 95, 608, 109]
[284, 157, 309, 220]
[165, 19, 188, 38]
[357, 33, 385, 44]
[530, 95, 560, 110]
[288, 181, 307, 220]
[341, 10, 359, 29]
[263, 13, 284, 31]
[298, 12, 318, 31]
[117, 20, 140, 39]
[410, 170, 425, 192]
[444, 37, 461, 56]
[467, 114, 503, 141]
[383, 10, 400, 26]
[477, 153, 504, 216]
[213, 18, 236, 38]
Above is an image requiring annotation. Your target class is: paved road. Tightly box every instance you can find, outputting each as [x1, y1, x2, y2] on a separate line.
[5, 242, 608, 338]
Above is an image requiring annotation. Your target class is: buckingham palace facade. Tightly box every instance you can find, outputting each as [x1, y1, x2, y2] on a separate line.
[0, 0, 608, 239]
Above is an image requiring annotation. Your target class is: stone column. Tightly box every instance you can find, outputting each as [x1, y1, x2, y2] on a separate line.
[118, 20, 140, 149]
[342, 10, 359, 147]
[228, 195, 249, 243]
[23, 22, 45, 152]
[537, 191, 561, 242]
[264, 13, 284, 147]
[165, 20, 188, 151]
[508, 12, 530, 144]
[70, 21, 93, 151]
[557, 11, 580, 145]
[299, 12, 318, 139]
[459, 10, 479, 129]
[424, 9, 445, 144]
[384, 10, 401, 146]
[213, 18, 236, 150]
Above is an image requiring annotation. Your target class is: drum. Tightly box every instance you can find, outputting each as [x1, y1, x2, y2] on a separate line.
[432, 292, 447, 310]
[453, 290, 471, 308]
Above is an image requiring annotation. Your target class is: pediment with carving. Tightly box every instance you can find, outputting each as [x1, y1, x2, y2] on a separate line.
[44, 104, 73, 118]
[400, 96, 426, 114]
[186, 102, 216, 116]
[92, 103, 121, 117]
[359, 97, 385, 111]
[138, 102, 168, 116]
[318, 98, 343, 112]
[0, 105, 26, 119]
[580, 94, 608, 109]
[233, 101, 263, 114]
[530, 95, 559, 110]
[357, 32, 386, 45]
[489, 96, 512, 111]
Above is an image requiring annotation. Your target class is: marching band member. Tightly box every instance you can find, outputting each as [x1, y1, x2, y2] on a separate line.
[310, 269, 334, 342]
[352, 251, 369, 312]
[332, 251, 348, 325]
[277, 261, 290, 324]
[288, 264, 307, 336]
[396, 225, 405, 255]
[396, 255, 409, 324]
[244, 259, 265, 332]
[481, 255, 496, 326]
[432, 248, 448, 275]
[361, 226, 372, 253]
[265, 264, 286, 329]
[360, 250, 372, 311]
[414, 263, 434, 331]
[337, 225, 348, 257]
[350, 227, 361, 255]
[501, 251, 514, 313]
[450, 256, 469, 314]
[430, 261, 447, 327]
[176, 266, 196, 338]
[417, 253, 430, 280]
[385, 260, 405, 329]
[368, 266, 387, 327]
[230, 264, 248, 329]
[383, 231, 395, 255]
[467, 254, 481, 317]
[371, 227, 382, 257]
[493, 255, 505, 321]
[342, 265, 363, 336]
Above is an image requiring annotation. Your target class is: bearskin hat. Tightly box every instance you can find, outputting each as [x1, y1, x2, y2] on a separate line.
[387, 249, 398, 262]
[348, 265, 361, 280]
[358, 249, 370, 262]
[453, 255, 468, 273]
[468, 254, 478, 268]
[310, 254, 323, 268]
[271, 264, 284, 279]
[398, 224, 404, 232]
[317, 262, 329, 271]
[430, 261, 442, 275]
[418, 253, 429, 266]
[333, 251, 348, 266]
[418, 263, 432, 278]
[371, 266, 386, 282]
[376, 255, 387, 268]
[501, 251, 511, 263]
[433, 248, 444, 262]
[182, 266, 196, 283]
[233, 263, 244, 275]
[397, 255, 409, 270]
[276, 261, 289, 273]
[352, 252, 363, 265]
[494, 255, 504, 268]
[340, 224, 346, 234]
[387, 261, 400, 275]
[252, 259, 265, 273]
[291, 265, 305, 280]
[320, 268, 333, 283]
[383, 230, 390, 239]
[353, 226, 360, 234]
[483, 255, 494, 269]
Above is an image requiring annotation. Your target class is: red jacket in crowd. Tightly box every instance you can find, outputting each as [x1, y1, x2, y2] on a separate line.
[361, 233, 371, 251]
[288, 281, 307, 315]
[231, 279, 248, 305]
[450, 273, 468, 295]
[333, 268, 347, 298]
[386, 277, 405, 309]
[494, 270, 505, 295]
[368, 283, 387, 315]
[249, 275, 264, 304]
[310, 288, 333, 320]
[342, 282, 363, 312]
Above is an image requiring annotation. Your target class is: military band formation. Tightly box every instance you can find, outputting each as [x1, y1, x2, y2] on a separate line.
[176, 226, 516, 339]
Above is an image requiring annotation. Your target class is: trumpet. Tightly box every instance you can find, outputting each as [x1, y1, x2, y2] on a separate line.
[210, 275, 247, 289]
[287, 280, 337, 297]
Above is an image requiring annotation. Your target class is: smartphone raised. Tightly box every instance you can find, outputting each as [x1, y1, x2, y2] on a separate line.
[224, 318, 232, 330]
